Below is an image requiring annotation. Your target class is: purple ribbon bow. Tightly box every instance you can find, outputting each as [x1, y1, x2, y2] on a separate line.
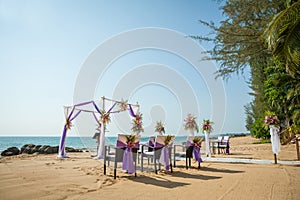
[186, 141, 202, 163]
[116, 140, 139, 174]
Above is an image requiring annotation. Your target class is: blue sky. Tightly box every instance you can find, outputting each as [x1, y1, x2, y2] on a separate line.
[0, 0, 252, 136]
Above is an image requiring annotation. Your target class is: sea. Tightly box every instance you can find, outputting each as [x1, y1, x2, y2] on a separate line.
[0, 132, 250, 153]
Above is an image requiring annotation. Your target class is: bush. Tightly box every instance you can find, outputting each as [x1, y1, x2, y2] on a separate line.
[250, 118, 269, 139]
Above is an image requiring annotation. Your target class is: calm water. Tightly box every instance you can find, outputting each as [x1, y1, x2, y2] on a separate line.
[0, 132, 249, 152]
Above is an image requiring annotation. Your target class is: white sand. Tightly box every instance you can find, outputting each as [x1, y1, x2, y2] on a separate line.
[1, 136, 299, 200]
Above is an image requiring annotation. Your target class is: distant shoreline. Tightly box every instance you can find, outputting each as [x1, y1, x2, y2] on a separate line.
[0, 133, 251, 154]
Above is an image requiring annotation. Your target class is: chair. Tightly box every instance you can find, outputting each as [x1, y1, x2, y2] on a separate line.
[214, 136, 230, 154]
[222, 136, 230, 154]
[173, 136, 202, 169]
[138, 136, 155, 165]
[212, 136, 222, 154]
[140, 135, 174, 174]
[104, 134, 140, 179]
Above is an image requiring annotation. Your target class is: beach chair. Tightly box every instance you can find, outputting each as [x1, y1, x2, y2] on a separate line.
[223, 136, 230, 154]
[212, 136, 223, 154]
[104, 134, 140, 179]
[216, 136, 230, 154]
[138, 136, 155, 165]
[173, 136, 202, 169]
[140, 135, 174, 174]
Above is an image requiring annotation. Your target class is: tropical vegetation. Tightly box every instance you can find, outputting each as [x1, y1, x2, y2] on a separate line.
[194, 0, 300, 141]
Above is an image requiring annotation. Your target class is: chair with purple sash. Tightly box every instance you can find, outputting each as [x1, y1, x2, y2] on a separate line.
[174, 136, 203, 169]
[104, 134, 140, 179]
[213, 136, 230, 154]
[212, 136, 223, 154]
[141, 135, 175, 174]
[138, 136, 155, 165]
[219, 136, 230, 154]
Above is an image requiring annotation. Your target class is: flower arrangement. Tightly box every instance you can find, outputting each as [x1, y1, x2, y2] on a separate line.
[131, 112, 144, 134]
[118, 99, 128, 112]
[65, 119, 72, 130]
[201, 119, 213, 132]
[192, 136, 202, 147]
[184, 114, 199, 132]
[164, 135, 173, 146]
[100, 110, 111, 124]
[263, 111, 280, 128]
[126, 134, 136, 148]
[155, 121, 165, 134]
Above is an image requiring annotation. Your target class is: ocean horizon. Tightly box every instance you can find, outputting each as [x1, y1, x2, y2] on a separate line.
[0, 132, 250, 152]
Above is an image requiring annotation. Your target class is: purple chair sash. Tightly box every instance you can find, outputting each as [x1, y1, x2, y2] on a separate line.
[116, 140, 139, 174]
[186, 141, 202, 163]
[155, 142, 173, 170]
[148, 140, 154, 147]
[224, 140, 230, 154]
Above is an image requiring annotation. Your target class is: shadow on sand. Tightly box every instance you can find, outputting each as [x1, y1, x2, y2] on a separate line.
[128, 175, 190, 188]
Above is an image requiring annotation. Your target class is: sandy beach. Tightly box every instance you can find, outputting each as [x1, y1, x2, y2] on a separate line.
[1, 136, 299, 200]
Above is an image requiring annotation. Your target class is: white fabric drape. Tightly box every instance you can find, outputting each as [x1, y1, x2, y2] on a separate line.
[189, 129, 194, 136]
[205, 130, 211, 157]
[270, 125, 280, 155]
[95, 123, 105, 159]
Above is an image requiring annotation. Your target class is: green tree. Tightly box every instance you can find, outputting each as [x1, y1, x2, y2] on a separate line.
[193, 0, 287, 139]
[263, 0, 300, 141]
[250, 117, 269, 139]
[193, 0, 284, 79]
[263, 0, 300, 76]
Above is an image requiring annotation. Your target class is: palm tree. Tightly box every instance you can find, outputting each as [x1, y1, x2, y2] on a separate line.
[264, 0, 300, 76]
[287, 80, 300, 124]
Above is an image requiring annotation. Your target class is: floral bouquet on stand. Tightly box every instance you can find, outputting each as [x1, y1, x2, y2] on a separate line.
[65, 119, 72, 130]
[131, 112, 144, 134]
[201, 119, 213, 133]
[155, 121, 165, 135]
[263, 111, 280, 129]
[184, 114, 199, 133]
[202, 119, 213, 157]
[118, 99, 128, 112]
[100, 110, 111, 125]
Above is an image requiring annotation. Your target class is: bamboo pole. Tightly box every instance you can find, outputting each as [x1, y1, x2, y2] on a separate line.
[296, 137, 300, 161]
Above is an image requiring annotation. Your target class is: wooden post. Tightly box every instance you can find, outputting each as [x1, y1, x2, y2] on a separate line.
[102, 96, 105, 111]
[296, 137, 300, 161]
[274, 154, 277, 164]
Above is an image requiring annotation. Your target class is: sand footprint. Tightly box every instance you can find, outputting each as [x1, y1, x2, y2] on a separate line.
[97, 177, 116, 189]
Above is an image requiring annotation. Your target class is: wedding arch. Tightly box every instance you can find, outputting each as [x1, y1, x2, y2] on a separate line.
[57, 96, 140, 158]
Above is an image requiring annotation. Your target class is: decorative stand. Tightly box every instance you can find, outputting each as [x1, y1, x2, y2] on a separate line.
[204, 130, 211, 157]
[189, 129, 194, 137]
[270, 125, 280, 164]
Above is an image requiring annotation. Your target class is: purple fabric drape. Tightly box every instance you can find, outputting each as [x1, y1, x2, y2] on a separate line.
[186, 141, 202, 163]
[148, 140, 154, 147]
[107, 102, 117, 113]
[92, 112, 101, 126]
[59, 100, 137, 158]
[58, 126, 68, 157]
[161, 146, 170, 170]
[155, 142, 164, 148]
[116, 140, 139, 174]
[92, 101, 101, 114]
[128, 104, 136, 117]
[58, 101, 101, 158]
[70, 110, 81, 121]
